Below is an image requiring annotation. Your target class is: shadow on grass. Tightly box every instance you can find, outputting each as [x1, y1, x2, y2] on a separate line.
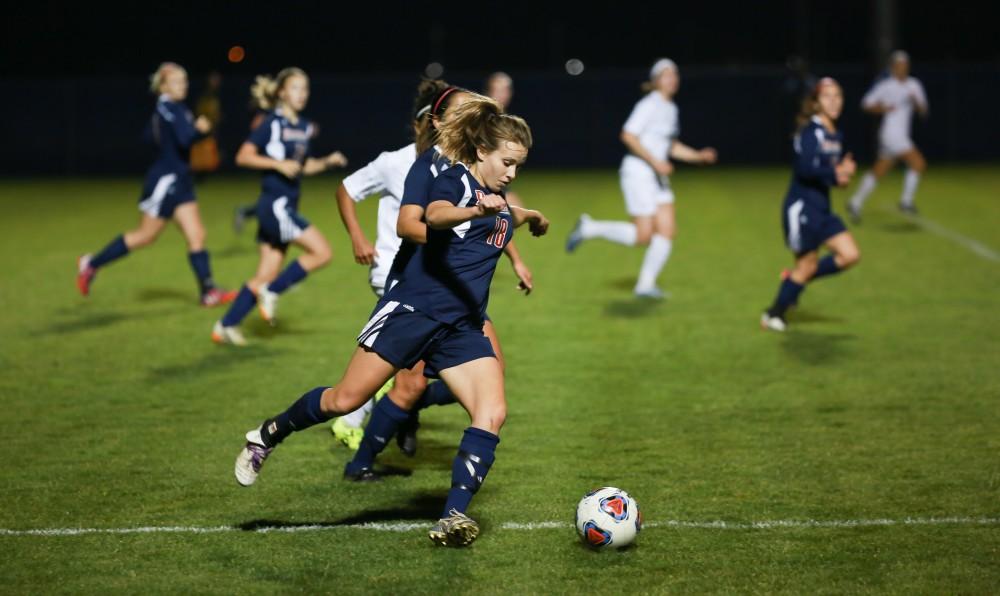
[212, 243, 255, 259]
[787, 309, 844, 324]
[603, 298, 662, 318]
[135, 287, 196, 304]
[608, 277, 637, 291]
[42, 306, 178, 335]
[781, 330, 856, 365]
[238, 493, 445, 530]
[879, 221, 920, 234]
[146, 345, 278, 381]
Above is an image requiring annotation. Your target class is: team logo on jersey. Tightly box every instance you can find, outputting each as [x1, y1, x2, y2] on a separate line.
[599, 495, 629, 521]
[282, 128, 311, 142]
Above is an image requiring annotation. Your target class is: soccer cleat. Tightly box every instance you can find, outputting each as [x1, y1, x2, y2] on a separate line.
[899, 202, 918, 216]
[212, 321, 247, 346]
[201, 288, 238, 307]
[847, 203, 862, 225]
[77, 254, 96, 296]
[257, 285, 279, 326]
[428, 509, 480, 547]
[760, 311, 787, 332]
[331, 417, 364, 451]
[235, 427, 273, 486]
[565, 214, 590, 253]
[634, 286, 668, 300]
[396, 414, 419, 457]
[343, 465, 383, 482]
[233, 205, 248, 234]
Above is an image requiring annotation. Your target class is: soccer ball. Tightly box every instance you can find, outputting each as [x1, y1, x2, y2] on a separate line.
[575, 487, 641, 549]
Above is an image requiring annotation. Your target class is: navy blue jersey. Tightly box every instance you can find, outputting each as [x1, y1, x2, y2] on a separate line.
[146, 95, 203, 172]
[388, 146, 454, 281]
[385, 163, 512, 326]
[786, 116, 844, 210]
[246, 109, 314, 203]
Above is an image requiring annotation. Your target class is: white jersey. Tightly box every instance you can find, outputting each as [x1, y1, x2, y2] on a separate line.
[861, 76, 928, 146]
[620, 91, 679, 175]
[341, 143, 417, 292]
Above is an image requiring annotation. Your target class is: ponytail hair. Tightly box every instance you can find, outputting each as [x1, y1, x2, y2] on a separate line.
[149, 62, 186, 94]
[795, 76, 840, 131]
[251, 67, 308, 111]
[412, 79, 452, 154]
[436, 96, 532, 166]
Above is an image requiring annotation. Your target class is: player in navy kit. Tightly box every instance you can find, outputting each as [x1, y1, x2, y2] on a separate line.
[233, 96, 548, 547]
[77, 62, 235, 306]
[761, 78, 860, 332]
[212, 68, 347, 345]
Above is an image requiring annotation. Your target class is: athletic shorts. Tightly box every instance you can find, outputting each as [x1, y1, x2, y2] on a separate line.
[137, 170, 196, 219]
[619, 159, 674, 217]
[782, 197, 847, 256]
[256, 195, 310, 250]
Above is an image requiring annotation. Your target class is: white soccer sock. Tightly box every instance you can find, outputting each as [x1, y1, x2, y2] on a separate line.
[581, 219, 637, 246]
[901, 170, 921, 207]
[635, 234, 672, 291]
[340, 397, 375, 428]
[849, 172, 878, 210]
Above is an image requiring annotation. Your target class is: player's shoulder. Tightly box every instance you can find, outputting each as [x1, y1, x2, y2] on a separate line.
[378, 143, 417, 166]
[438, 161, 468, 181]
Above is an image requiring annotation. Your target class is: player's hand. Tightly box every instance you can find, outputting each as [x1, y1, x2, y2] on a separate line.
[275, 160, 303, 178]
[351, 235, 377, 265]
[700, 147, 718, 164]
[194, 115, 212, 134]
[511, 260, 534, 295]
[836, 152, 856, 187]
[528, 212, 549, 237]
[474, 194, 506, 216]
[653, 159, 674, 176]
[326, 151, 348, 168]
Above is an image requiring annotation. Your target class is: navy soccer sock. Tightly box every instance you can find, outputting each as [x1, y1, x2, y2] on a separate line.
[90, 235, 129, 269]
[188, 250, 215, 294]
[768, 278, 805, 318]
[259, 386, 332, 447]
[442, 427, 499, 516]
[345, 396, 410, 474]
[221, 285, 256, 327]
[415, 380, 457, 411]
[811, 255, 841, 281]
[267, 260, 308, 294]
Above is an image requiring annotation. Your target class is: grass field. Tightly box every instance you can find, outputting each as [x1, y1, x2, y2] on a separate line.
[1, 166, 998, 594]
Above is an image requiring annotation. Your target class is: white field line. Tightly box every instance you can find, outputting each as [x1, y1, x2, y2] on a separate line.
[886, 208, 1000, 262]
[1, 517, 998, 537]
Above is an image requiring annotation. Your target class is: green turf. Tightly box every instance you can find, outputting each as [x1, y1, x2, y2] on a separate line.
[1, 167, 998, 594]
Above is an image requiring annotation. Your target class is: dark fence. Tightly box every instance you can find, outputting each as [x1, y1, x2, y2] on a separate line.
[2, 63, 996, 176]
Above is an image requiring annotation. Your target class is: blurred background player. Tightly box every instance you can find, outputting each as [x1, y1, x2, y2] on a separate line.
[77, 62, 235, 307]
[565, 58, 717, 299]
[484, 71, 524, 210]
[848, 50, 929, 222]
[212, 67, 347, 345]
[761, 78, 860, 332]
[190, 71, 222, 179]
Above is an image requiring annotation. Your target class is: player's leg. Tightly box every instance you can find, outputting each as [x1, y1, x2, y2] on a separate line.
[233, 203, 258, 234]
[634, 202, 674, 298]
[78, 213, 168, 296]
[212, 244, 284, 345]
[235, 347, 398, 486]
[898, 148, 927, 213]
[762, 250, 817, 331]
[174, 202, 234, 306]
[812, 231, 860, 281]
[258, 225, 332, 324]
[848, 156, 895, 221]
[566, 174, 649, 252]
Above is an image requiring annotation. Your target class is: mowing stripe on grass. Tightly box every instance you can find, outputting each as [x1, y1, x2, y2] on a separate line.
[2, 517, 998, 537]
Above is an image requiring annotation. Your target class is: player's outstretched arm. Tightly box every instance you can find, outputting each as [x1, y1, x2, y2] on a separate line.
[426, 195, 505, 229]
[669, 141, 717, 165]
[510, 206, 548, 237]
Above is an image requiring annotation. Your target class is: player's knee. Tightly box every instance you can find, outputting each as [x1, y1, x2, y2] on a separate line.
[841, 247, 861, 268]
[328, 386, 368, 414]
[634, 230, 653, 246]
[186, 228, 206, 250]
[127, 231, 155, 248]
[796, 260, 818, 279]
[391, 375, 427, 408]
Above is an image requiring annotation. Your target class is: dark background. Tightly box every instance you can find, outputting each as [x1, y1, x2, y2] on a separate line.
[3, 1, 998, 175]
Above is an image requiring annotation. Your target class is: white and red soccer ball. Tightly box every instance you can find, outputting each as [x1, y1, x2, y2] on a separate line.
[575, 487, 642, 549]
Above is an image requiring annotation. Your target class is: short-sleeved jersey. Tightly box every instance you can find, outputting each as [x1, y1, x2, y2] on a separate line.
[787, 116, 844, 209]
[384, 162, 512, 327]
[246, 109, 314, 201]
[621, 91, 679, 173]
[342, 143, 418, 271]
[147, 95, 202, 172]
[388, 146, 454, 281]
[861, 76, 928, 142]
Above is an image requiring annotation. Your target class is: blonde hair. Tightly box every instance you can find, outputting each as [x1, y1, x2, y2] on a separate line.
[436, 96, 532, 166]
[149, 62, 186, 94]
[251, 67, 308, 111]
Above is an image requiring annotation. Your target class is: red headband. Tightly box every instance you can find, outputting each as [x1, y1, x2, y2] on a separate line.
[432, 87, 458, 116]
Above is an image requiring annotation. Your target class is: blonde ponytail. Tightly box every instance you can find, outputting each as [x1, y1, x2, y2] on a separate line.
[437, 96, 532, 166]
[250, 67, 308, 111]
[149, 62, 185, 94]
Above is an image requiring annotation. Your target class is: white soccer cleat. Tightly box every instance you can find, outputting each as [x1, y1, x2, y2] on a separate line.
[634, 286, 668, 300]
[212, 321, 247, 346]
[258, 285, 279, 326]
[760, 312, 787, 332]
[235, 427, 273, 487]
[565, 214, 591, 253]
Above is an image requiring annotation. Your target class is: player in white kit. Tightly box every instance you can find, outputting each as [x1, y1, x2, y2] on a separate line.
[848, 51, 929, 221]
[565, 58, 717, 299]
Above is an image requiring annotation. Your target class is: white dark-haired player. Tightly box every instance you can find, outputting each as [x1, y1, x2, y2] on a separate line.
[848, 50, 929, 221]
[565, 58, 717, 299]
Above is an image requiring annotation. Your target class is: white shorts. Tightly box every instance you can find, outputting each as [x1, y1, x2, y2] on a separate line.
[878, 135, 915, 159]
[619, 158, 674, 217]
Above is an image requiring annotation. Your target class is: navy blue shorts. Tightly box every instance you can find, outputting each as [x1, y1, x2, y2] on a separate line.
[137, 170, 196, 219]
[256, 195, 310, 250]
[782, 197, 847, 256]
[356, 301, 495, 379]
